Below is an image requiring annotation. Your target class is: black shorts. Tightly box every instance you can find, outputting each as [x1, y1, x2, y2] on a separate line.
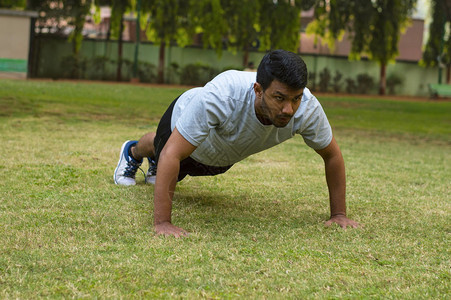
[153, 97, 233, 182]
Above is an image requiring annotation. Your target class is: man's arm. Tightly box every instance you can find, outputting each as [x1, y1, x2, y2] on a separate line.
[315, 136, 361, 229]
[154, 127, 197, 237]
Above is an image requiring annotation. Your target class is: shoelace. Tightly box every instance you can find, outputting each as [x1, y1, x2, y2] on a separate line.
[123, 160, 142, 178]
[147, 158, 157, 176]
[148, 164, 157, 176]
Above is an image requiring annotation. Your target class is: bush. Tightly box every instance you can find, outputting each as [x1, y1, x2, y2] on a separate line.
[332, 71, 343, 93]
[356, 73, 374, 94]
[319, 68, 331, 92]
[345, 78, 357, 94]
[180, 63, 219, 86]
[386, 73, 404, 95]
[120, 58, 134, 81]
[166, 62, 180, 84]
[308, 72, 317, 91]
[106, 58, 134, 81]
[138, 62, 157, 83]
[221, 66, 244, 72]
[87, 56, 112, 81]
[60, 54, 87, 79]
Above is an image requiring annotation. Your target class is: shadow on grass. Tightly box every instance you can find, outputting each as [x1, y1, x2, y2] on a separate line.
[164, 188, 324, 238]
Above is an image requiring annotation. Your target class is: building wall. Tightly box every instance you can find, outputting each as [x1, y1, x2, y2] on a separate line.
[0, 9, 37, 79]
[32, 37, 438, 97]
[299, 19, 425, 62]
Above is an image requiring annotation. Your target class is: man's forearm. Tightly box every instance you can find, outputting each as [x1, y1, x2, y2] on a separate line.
[153, 154, 180, 225]
[324, 152, 347, 217]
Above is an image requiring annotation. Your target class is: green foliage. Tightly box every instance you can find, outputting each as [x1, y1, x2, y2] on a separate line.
[221, 0, 259, 57]
[421, 0, 451, 67]
[258, 0, 302, 52]
[355, 73, 375, 94]
[60, 54, 87, 79]
[145, 0, 192, 46]
[66, 0, 92, 54]
[342, 74, 376, 94]
[386, 73, 404, 94]
[189, 0, 227, 56]
[180, 63, 219, 86]
[318, 67, 331, 92]
[308, 71, 317, 91]
[220, 65, 243, 72]
[88, 56, 112, 80]
[165, 62, 180, 85]
[27, 0, 93, 55]
[59, 55, 156, 82]
[332, 70, 343, 93]
[137, 61, 157, 83]
[309, 0, 417, 94]
[0, 0, 26, 8]
[109, 0, 131, 39]
[317, 68, 345, 93]
[345, 77, 357, 94]
[307, 0, 351, 51]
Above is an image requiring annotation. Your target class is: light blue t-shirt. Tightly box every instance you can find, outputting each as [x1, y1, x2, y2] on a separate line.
[171, 70, 332, 167]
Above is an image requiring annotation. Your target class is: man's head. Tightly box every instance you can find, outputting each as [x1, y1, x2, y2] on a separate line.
[253, 50, 307, 128]
[256, 49, 308, 91]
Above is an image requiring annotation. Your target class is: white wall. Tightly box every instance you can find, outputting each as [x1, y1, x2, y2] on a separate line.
[0, 9, 37, 78]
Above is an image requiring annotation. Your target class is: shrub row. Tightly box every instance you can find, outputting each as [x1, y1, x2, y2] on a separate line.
[60, 55, 157, 83]
[60, 56, 404, 93]
[308, 68, 404, 94]
[59, 55, 242, 85]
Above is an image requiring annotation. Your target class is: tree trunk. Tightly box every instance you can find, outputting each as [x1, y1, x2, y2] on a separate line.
[116, 14, 124, 82]
[157, 42, 165, 84]
[242, 46, 249, 69]
[379, 63, 386, 95]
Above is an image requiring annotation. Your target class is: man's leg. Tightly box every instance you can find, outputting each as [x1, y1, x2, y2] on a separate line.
[114, 96, 178, 186]
[113, 132, 157, 186]
[131, 132, 156, 161]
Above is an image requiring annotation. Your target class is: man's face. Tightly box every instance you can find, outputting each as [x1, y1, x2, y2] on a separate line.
[254, 80, 304, 128]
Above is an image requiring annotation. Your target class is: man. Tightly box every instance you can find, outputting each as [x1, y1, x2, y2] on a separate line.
[114, 49, 360, 238]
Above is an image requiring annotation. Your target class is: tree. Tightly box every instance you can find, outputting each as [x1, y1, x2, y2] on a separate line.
[108, 0, 132, 81]
[65, 0, 92, 55]
[188, 0, 227, 57]
[145, 0, 192, 83]
[258, 0, 303, 52]
[191, 0, 315, 67]
[221, 0, 260, 67]
[26, 0, 92, 55]
[0, 0, 27, 8]
[309, 0, 417, 95]
[421, 0, 451, 83]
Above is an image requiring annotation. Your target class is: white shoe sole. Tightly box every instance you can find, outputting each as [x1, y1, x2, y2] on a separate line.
[114, 140, 136, 185]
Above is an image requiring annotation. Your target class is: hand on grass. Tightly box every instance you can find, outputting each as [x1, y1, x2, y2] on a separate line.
[325, 215, 361, 229]
[155, 222, 189, 238]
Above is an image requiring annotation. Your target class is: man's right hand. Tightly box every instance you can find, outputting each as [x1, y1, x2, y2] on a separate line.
[155, 221, 189, 238]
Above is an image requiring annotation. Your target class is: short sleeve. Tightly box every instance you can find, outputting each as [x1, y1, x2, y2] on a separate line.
[297, 97, 333, 150]
[175, 90, 232, 147]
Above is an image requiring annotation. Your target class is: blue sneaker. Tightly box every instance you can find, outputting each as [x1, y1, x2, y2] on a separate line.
[145, 157, 157, 185]
[114, 140, 143, 186]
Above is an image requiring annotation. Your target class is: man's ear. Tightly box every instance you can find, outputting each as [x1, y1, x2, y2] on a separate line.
[253, 82, 263, 96]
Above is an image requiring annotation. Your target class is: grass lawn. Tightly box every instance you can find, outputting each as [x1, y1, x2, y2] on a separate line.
[0, 79, 449, 298]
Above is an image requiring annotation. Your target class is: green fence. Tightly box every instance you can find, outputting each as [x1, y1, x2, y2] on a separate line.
[30, 36, 439, 97]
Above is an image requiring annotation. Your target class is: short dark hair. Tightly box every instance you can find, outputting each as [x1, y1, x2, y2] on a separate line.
[256, 49, 308, 91]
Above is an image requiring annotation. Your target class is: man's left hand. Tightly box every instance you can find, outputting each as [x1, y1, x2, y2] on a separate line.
[325, 215, 361, 229]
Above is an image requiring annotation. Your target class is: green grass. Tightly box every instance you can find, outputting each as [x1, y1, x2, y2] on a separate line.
[0, 79, 450, 298]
